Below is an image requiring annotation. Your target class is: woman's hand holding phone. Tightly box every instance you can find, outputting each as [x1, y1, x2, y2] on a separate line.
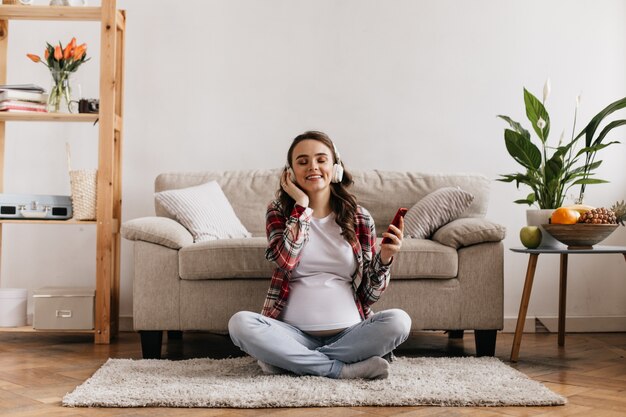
[380, 208, 406, 265]
[281, 167, 309, 208]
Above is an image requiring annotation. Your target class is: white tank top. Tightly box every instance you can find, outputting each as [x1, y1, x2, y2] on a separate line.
[280, 213, 362, 331]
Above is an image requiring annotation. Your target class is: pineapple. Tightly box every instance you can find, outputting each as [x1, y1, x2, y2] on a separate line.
[610, 200, 626, 226]
[578, 207, 617, 224]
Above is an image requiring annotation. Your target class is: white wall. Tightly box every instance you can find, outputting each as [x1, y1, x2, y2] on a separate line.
[2, 0, 625, 330]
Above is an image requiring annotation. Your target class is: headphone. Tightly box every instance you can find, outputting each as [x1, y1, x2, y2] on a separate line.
[287, 141, 344, 183]
[330, 142, 344, 183]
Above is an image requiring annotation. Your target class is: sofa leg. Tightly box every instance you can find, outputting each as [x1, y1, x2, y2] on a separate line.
[474, 329, 497, 356]
[139, 331, 163, 359]
[167, 330, 183, 340]
[448, 330, 464, 339]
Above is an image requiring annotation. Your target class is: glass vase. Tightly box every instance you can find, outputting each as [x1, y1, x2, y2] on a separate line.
[48, 69, 73, 113]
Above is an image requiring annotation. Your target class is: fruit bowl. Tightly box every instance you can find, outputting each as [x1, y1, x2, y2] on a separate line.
[541, 223, 619, 249]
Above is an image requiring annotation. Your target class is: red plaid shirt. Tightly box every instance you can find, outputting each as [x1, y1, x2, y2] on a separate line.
[261, 199, 391, 320]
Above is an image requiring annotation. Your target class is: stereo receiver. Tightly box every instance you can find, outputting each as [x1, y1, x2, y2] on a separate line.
[0, 194, 73, 220]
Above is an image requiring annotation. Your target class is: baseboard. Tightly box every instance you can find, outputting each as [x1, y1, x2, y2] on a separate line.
[537, 316, 626, 332]
[503, 316, 536, 333]
[503, 316, 626, 333]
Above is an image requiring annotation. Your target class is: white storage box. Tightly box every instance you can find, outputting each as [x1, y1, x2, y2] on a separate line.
[33, 287, 95, 330]
[0, 288, 28, 327]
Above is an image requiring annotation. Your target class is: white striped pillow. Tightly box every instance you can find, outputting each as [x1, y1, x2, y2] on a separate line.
[403, 187, 474, 239]
[155, 181, 251, 243]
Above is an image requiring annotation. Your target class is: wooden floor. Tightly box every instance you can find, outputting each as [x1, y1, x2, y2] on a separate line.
[0, 330, 625, 416]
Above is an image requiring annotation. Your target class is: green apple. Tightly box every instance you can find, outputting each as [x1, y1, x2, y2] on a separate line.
[520, 226, 542, 249]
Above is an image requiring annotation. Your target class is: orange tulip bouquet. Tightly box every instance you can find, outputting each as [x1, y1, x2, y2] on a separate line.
[27, 37, 89, 113]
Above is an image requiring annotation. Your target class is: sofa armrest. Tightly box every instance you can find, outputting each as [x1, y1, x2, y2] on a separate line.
[121, 216, 193, 249]
[431, 218, 506, 249]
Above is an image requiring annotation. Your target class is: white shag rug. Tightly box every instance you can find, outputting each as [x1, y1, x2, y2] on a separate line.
[63, 356, 565, 408]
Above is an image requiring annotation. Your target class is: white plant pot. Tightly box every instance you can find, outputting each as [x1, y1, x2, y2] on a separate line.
[526, 209, 561, 248]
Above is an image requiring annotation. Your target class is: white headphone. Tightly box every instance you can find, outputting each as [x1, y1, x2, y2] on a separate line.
[330, 142, 344, 183]
[287, 140, 344, 183]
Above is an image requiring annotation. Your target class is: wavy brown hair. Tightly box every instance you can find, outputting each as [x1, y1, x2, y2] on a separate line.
[277, 131, 358, 245]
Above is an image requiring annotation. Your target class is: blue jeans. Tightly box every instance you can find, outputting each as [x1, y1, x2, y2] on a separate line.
[228, 308, 411, 378]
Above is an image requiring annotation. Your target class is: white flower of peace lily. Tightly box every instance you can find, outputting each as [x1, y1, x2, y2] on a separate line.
[537, 117, 546, 130]
[576, 93, 582, 109]
[543, 78, 551, 103]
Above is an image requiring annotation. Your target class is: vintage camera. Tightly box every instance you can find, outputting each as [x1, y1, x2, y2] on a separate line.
[78, 98, 99, 114]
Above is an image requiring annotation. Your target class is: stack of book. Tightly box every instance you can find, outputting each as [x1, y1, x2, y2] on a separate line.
[0, 84, 48, 113]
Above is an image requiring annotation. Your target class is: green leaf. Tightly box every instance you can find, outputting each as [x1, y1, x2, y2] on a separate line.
[544, 154, 563, 184]
[524, 88, 550, 142]
[497, 115, 530, 140]
[514, 198, 535, 205]
[575, 97, 626, 147]
[572, 178, 609, 185]
[575, 142, 619, 158]
[504, 129, 542, 170]
[568, 160, 602, 175]
[593, 119, 626, 146]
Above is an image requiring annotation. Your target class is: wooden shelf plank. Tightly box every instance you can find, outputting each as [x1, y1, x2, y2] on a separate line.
[0, 219, 96, 225]
[0, 325, 94, 334]
[0, 5, 101, 21]
[0, 112, 98, 122]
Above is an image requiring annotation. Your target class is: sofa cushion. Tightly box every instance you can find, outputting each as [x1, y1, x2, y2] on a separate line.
[155, 181, 251, 243]
[156, 170, 280, 237]
[432, 218, 506, 249]
[403, 187, 474, 239]
[384, 238, 458, 279]
[121, 216, 193, 249]
[179, 237, 274, 280]
[350, 171, 489, 235]
[179, 237, 458, 280]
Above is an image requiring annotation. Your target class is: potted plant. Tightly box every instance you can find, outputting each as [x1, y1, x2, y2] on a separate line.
[497, 80, 626, 245]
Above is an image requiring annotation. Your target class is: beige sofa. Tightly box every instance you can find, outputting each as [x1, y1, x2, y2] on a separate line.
[121, 169, 505, 359]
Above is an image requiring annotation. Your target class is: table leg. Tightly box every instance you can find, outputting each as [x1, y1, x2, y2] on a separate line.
[558, 254, 568, 347]
[510, 253, 539, 362]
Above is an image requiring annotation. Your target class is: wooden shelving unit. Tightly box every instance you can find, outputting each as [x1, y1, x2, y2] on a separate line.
[0, 0, 125, 344]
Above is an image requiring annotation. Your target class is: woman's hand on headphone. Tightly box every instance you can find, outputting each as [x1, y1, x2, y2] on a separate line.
[281, 168, 309, 208]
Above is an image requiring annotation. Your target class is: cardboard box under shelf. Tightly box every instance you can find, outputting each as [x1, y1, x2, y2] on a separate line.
[33, 287, 95, 330]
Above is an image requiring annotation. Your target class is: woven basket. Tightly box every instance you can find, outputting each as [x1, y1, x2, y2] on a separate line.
[69, 169, 97, 220]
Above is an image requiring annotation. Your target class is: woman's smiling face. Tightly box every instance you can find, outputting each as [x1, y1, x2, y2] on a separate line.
[290, 139, 334, 195]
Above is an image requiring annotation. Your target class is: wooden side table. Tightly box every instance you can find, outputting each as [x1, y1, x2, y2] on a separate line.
[509, 246, 626, 362]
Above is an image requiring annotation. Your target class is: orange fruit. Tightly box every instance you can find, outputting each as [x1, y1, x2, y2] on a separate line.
[550, 207, 581, 224]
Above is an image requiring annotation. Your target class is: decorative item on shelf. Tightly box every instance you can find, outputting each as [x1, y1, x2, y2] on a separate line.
[0, 84, 47, 113]
[33, 287, 94, 330]
[66, 143, 97, 220]
[2, 0, 34, 5]
[26, 37, 90, 113]
[0, 288, 28, 328]
[49, 0, 88, 5]
[77, 98, 99, 114]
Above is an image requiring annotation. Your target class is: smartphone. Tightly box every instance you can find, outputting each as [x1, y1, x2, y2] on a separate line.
[381, 208, 407, 244]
